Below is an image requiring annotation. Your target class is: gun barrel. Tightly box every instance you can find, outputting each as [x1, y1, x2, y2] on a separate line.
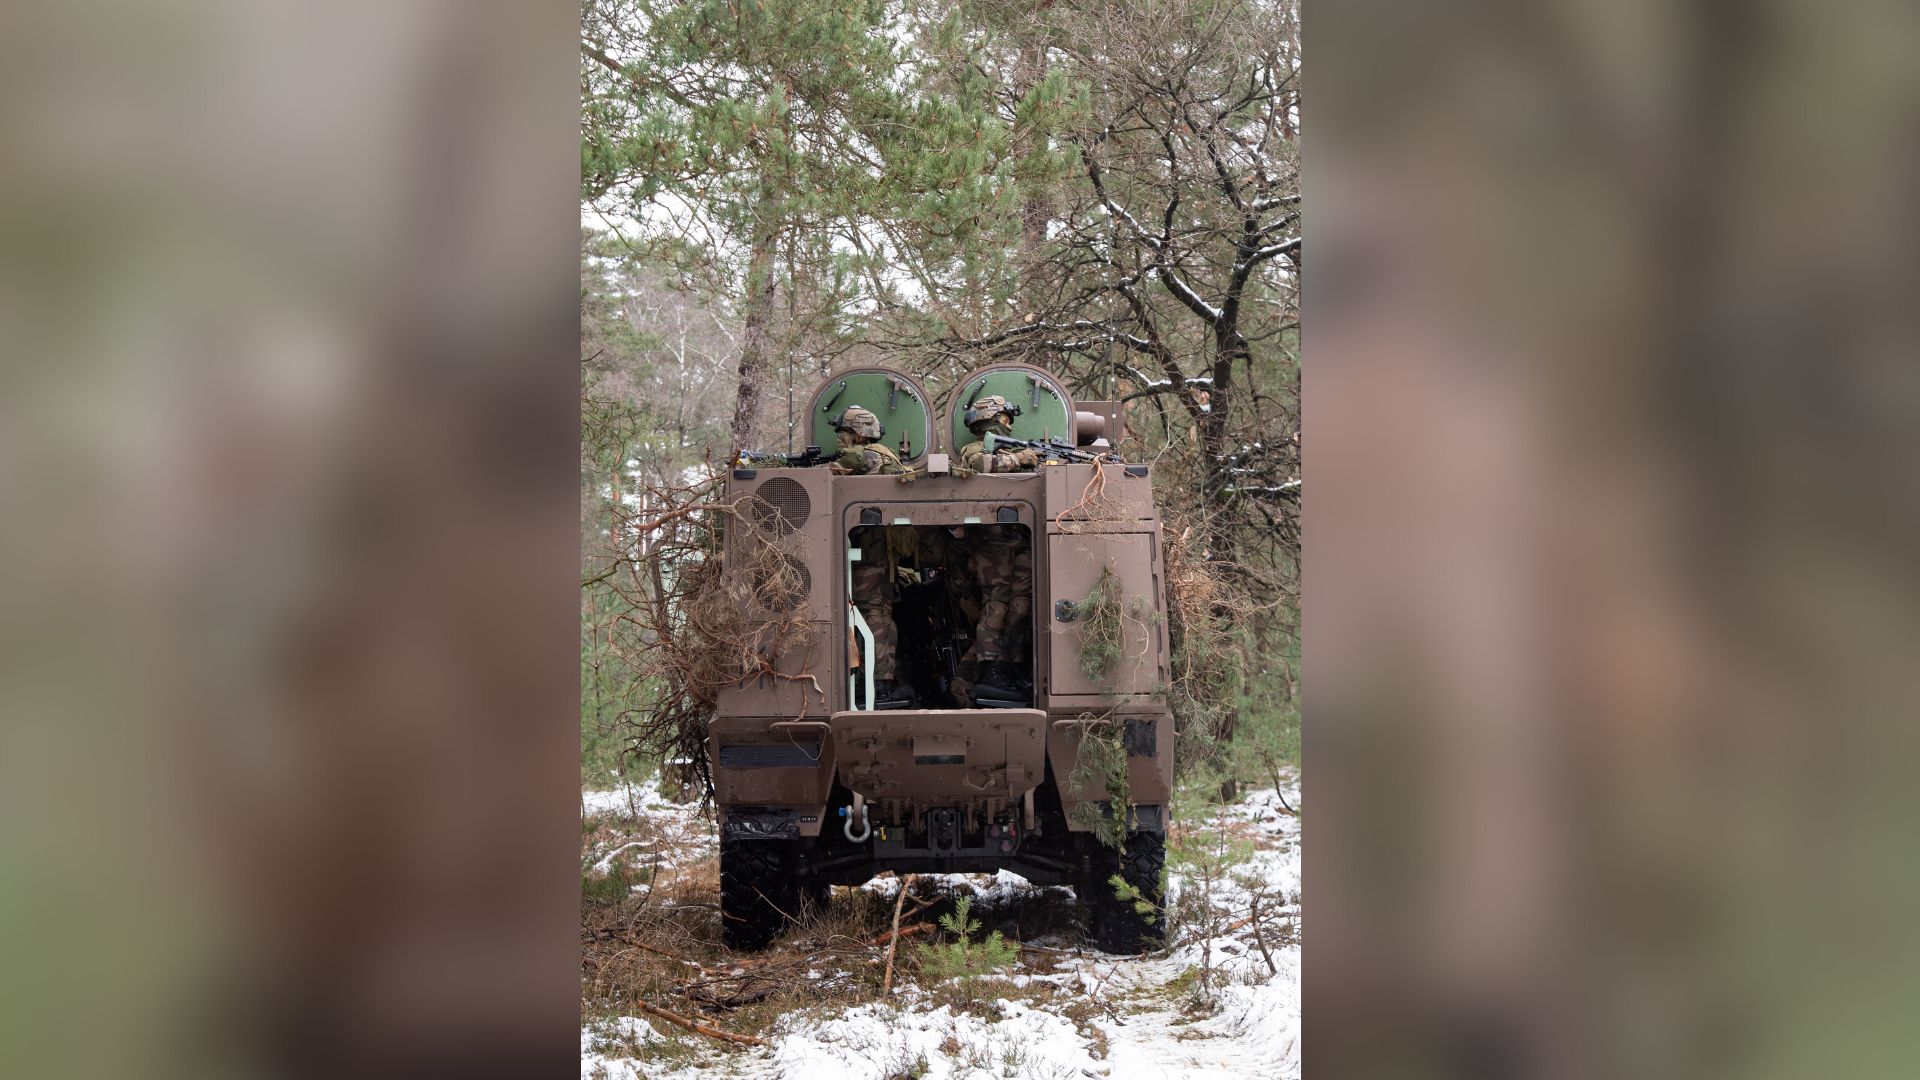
[980, 431, 1116, 465]
[739, 445, 827, 468]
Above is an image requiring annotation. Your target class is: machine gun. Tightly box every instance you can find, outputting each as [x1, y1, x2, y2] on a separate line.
[737, 445, 830, 468]
[982, 432, 1120, 465]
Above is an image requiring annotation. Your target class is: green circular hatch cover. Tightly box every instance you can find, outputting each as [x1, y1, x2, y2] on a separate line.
[807, 369, 931, 460]
[949, 367, 1073, 451]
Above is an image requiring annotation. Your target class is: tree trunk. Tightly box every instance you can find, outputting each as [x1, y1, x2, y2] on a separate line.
[1013, 24, 1052, 315]
[1200, 329, 1247, 537]
[728, 221, 779, 458]
[1204, 329, 1248, 792]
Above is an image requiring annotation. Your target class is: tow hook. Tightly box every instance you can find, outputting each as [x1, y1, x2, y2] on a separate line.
[839, 799, 872, 843]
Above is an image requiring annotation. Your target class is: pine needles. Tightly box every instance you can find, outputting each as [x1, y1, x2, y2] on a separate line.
[1065, 713, 1133, 847]
[1075, 566, 1126, 681]
[914, 895, 1017, 1006]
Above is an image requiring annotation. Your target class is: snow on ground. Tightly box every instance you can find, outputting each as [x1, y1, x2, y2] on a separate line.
[583, 782, 716, 875]
[583, 1018, 663, 1080]
[1049, 786, 1300, 1080]
[582, 781, 1300, 1080]
[582, 784, 678, 819]
[764, 1000, 1103, 1080]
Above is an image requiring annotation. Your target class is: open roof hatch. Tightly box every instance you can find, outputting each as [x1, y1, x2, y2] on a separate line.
[947, 364, 1076, 451]
[803, 367, 933, 462]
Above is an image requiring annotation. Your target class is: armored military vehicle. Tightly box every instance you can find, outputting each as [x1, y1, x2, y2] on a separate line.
[712, 363, 1173, 953]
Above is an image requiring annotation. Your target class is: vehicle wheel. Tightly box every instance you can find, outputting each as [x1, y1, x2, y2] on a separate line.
[720, 837, 803, 951]
[1087, 831, 1166, 955]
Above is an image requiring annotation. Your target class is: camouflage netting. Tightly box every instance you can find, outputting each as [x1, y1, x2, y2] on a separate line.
[597, 473, 818, 803]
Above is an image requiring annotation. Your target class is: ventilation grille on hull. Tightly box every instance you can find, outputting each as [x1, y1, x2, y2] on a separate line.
[746, 554, 812, 599]
[745, 476, 810, 535]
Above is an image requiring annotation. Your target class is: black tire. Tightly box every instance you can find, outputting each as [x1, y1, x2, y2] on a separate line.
[1087, 831, 1166, 955]
[720, 837, 804, 951]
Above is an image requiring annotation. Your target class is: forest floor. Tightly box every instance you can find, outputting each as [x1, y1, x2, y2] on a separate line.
[581, 777, 1300, 1080]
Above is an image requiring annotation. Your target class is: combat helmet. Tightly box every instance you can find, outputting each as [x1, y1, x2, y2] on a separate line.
[962, 395, 1022, 431]
[832, 405, 884, 440]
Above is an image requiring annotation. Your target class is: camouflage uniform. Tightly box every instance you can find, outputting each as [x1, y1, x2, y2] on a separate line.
[849, 530, 899, 681]
[950, 398, 1040, 702]
[832, 408, 909, 693]
[961, 528, 1033, 666]
[834, 441, 906, 477]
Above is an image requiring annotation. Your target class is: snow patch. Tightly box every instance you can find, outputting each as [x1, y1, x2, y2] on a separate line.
[580, 781, 1301, 1080]
[767, 1000, 1098, 1080]
[582, 784, 676, 819]
[580, 1017, 664, 1080]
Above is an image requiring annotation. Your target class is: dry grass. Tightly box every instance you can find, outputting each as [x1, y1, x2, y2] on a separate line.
[581, 812, 1124, 1063]
[583, 838, 928, 1051]
[583, 797, 1300, 1077]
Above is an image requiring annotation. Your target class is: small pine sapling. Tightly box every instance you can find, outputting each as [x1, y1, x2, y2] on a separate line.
[1168, 813, 1259, 1000]
[914, 895, 1018, 1005]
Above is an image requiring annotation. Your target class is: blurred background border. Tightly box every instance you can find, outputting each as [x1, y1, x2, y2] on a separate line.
[6, 0, 1920, 1077]
[1, 3, 582, 1078]
[1309, 0, 1920, 1077]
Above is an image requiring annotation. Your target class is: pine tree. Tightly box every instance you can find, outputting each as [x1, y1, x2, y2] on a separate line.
[582, 0, 1059, 453]
[914, 895, 1018, 1004]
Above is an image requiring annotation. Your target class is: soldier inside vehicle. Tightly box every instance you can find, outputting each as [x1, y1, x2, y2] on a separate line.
[847, 522, 1034, 710]
[841, 392, 1040, 711]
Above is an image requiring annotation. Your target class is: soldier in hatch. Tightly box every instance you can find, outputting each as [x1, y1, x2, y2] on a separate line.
[829, 405, 905, 478]
[952, 396, 1037, 704]
[830, 406, 914, 708]
[956, 395, 1041, 474]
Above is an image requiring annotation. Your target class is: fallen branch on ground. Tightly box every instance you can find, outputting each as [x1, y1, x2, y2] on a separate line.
[585, 928, 709, 972]
[632, 999, 767, 1047]
[874, 922, 933, 947]
[881, 874, 912, 995]
[681, 969, 790, 1009]
[628, 939, 706, 970]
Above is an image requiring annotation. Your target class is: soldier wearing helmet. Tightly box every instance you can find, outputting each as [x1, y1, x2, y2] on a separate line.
[951, 395, 1037, 704]
[830, 405, 914, 707]
[956, 396, 1040, 474]
[829, 406, 906, 477]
